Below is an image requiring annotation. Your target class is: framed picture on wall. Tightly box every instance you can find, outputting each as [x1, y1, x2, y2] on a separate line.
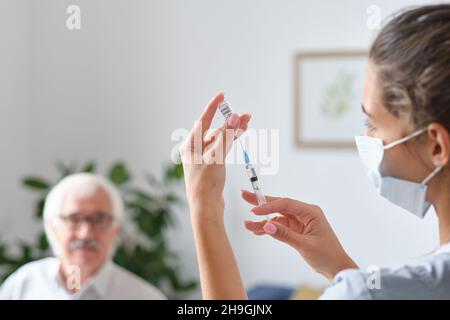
[294, 51, 368, 149]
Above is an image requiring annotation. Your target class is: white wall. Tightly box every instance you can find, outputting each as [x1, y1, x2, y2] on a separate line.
[0, 0, 36, 244]
[1, 0, 443, 298]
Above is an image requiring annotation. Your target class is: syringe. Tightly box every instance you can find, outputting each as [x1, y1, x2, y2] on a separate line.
[218, 100, 274, 220]
[242, 152, 267, 206]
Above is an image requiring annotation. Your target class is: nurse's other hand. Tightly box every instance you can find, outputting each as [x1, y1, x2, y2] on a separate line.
[179, 92, 251, 223]
[241, 190, 358, 282]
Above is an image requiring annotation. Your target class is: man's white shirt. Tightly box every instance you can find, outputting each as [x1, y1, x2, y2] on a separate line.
[0, 257, 167, 300]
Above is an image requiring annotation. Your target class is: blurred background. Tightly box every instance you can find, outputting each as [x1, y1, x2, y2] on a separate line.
[0, 0, 441, 299]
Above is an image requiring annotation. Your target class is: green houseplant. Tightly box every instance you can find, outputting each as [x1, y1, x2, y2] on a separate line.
[0, 160, 196, 299]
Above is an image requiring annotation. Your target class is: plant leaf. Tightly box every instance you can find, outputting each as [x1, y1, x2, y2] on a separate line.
[37, 232, 49, 252]
[165, 163, 184, 181]
[35, 198, 46, 219]
[81, 161, 96, 173]
[22, 178, 51, 191]
[56, 161, 76, 178]
[109, 162, 130, 185]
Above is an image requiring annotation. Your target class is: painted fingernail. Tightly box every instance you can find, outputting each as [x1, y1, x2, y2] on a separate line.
[263, 222, 277, 234]
[227, 113, 239, 128]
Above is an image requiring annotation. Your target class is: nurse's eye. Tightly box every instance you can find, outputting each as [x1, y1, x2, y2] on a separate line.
[364, 118, 376, 131]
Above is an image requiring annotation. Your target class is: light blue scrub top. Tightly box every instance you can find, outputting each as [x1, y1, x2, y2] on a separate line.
[320, 242, 450, 300]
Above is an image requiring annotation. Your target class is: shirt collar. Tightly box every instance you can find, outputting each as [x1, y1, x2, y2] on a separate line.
[435, 242, 450, 254]
[52, 258, 114, 299]
[80, 260, 114, 298]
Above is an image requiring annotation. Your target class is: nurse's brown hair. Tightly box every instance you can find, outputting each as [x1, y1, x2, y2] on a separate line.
[369, 4, 450, 131]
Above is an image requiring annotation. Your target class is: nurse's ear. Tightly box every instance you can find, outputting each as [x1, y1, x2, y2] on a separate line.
[427, 123, 450, 167]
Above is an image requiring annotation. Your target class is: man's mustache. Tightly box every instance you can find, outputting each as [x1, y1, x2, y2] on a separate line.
[68, 239, 100, 252]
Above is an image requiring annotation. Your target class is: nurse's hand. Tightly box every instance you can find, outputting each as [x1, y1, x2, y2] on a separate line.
[241, 190, 358, 282]
[179, 92, 251, 225]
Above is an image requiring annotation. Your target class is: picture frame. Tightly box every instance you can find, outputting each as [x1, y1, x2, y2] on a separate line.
[294, 51, 368, 149]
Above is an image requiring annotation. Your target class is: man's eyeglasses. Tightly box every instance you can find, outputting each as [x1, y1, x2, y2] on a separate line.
[59, 212, 114, 230]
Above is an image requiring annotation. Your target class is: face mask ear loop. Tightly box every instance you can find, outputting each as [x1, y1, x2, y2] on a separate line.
[384, 128, 427, 150]
[422, 165, 443, 185]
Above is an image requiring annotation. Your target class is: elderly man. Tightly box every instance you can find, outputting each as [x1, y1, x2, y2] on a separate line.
[0, 173, 166, 300]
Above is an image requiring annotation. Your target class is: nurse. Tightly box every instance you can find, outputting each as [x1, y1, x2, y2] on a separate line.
[179, 4, 450, 299]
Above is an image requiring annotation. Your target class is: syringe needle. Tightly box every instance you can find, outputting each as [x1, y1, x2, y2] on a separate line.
[238, 137, 245, 152]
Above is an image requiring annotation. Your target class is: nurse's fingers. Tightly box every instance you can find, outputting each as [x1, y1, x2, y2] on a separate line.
[185, 92, 224, 150]
[204, 113, 251, 148]
[244, 220, 268, 234]
[198, 92, 225, 135]
[203, 114, 242, 164]
[261, 220, 306, 249]
[203, 127, 222, 150]
[244, 216, 288, 233]
[241, 189, 279, 206]
[238, 113, 251, 131]
[251, 197, 319, 221]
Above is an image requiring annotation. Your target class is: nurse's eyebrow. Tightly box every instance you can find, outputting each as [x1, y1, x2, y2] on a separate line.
[361, 104, 374, 118]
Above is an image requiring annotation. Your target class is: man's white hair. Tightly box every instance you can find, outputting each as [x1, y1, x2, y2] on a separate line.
[43, 173, 124, 256]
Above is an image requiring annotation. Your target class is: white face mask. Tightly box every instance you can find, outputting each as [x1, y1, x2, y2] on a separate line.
[355, 129, 443, 218]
